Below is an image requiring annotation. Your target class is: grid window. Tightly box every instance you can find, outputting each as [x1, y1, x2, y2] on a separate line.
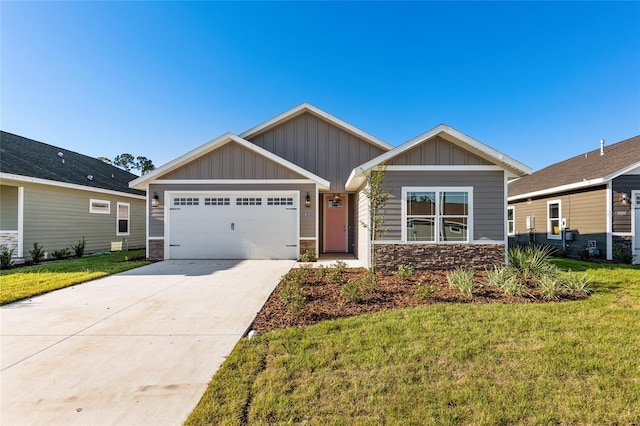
[204, 197, 230, 206]
[174, 197, 199, 206]
[267, 197, 294, 206]
[236, 197, 262, 206]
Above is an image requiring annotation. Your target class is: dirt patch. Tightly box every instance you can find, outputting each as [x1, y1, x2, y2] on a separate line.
[251, 268, 586, 333]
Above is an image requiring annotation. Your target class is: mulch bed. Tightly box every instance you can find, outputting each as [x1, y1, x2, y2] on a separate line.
[250, 267, 587, 333]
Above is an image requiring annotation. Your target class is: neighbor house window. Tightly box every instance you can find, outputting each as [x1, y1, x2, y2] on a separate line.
[547, 200, 561, 240]
[403, 187, 472, 243]
[507, 207, 515, 235]
[90, 199, 110, 214]
[116, 202, 130, 236]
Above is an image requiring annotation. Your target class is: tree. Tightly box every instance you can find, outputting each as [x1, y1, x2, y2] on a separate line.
[113, 153, 135, 172]
[360, 162, 389, 284]
[135, 156, 155, 174]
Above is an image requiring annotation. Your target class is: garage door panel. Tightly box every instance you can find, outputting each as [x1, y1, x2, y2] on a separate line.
[168, 193, 298, 259]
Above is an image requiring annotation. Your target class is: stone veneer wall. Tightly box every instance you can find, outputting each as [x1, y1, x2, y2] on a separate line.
[149, 239, 164, 261]
[299, 240, 315, 257]
[612, 235, 632, 254]
[0, 232, 19, 256]
[374, 243, 504, 271]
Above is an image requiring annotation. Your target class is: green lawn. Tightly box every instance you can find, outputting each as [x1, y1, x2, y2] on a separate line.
[0, 250, 150, 305]
[186, 259, 640, 425]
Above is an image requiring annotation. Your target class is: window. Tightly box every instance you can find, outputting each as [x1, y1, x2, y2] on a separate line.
[404, 188, 471, 243]
[267, 197, 294, 206]
[174, 197, 199, 206]
[507, 207, 515, 235]
[204, 197, 230, 206]
[116, 202, 130, 236]
[236, 197, 262, 206]
[89, 199, 110, 214]
[547, 200, 561, 239]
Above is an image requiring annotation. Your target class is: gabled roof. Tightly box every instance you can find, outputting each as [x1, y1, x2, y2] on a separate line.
[508, 135, 640, 201]
[130, 132, 330, 190]
[239, 102, 394, 151]
[0, 131, 144, 197]
[345, 124, 532, 191]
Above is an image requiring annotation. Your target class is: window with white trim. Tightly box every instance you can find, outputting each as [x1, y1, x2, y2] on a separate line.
[547, 200, 561, 239]
[507, 207, 515, 235]
[404, 188, 471, 243]
[89, 199, 110, 214]
[116, 202, 130, 236]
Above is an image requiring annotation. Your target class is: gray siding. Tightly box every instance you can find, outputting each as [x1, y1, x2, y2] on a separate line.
[160, 141, 305, 180]
[612, 175, 640, 233]
[388, 136, 492, 166]
[148, 183, 316, 239]
[0, 185, 18, 229]
[19, 182, 145, 258]
[378, 170, 505, 241]
[508, 186, 607, 256]
[248, 112, 387, 191]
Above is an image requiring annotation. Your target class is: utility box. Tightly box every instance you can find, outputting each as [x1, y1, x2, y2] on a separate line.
[565, 231, 574, 241]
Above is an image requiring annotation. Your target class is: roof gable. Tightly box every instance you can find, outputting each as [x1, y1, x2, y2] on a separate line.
[0, 131, 144, 196]
[130, 133, 330, 189]
[509, 135, 640, 200]
[346, 124, 531, 190]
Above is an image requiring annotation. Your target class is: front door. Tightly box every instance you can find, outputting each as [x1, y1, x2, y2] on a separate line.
[634, 191, 640, 265]
[324, 194, 347, 252]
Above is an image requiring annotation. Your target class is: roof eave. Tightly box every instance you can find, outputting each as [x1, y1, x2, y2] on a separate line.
[508, 178, 606, 202]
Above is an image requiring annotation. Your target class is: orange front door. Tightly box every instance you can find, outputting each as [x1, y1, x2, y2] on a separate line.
[324, 194, 347, 252]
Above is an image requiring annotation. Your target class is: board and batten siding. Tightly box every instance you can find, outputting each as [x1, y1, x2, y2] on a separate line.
[159, 141, 306, 181]
[508, 186, 607, 255]
[148, 183, 317, 239]
[247, 112, 387, 191]
[0, 185, 19, 229]
[19, 182, 145, 258]
[378, 170, 506, 242]
[387, 136, 492, 166]
[356, 189, 370, 266]
[612, 175, 640, 233]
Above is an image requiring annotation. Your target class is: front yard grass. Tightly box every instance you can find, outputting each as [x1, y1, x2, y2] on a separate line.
[0, 250, 149, 305]
[186, 259, 640, 425]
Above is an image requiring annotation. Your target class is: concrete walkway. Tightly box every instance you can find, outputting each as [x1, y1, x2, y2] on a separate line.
[1, 259, 295, 425]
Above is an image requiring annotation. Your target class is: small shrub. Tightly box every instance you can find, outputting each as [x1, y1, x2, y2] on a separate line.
[0, 245, 15, 270]
[613, 248, 635, 264]
[299, 250, 317, 262]
[538, 275, 562, 300]
[395, 264, 415, 281]
[562, 270, 594, 295]
[333, 260, 347, 273]
[328, 261, 348, 284]
[508, 244, 556, 284]
[30, 242, 45, 264]
[52, 247, 71, 260]
[447, 268, 476, 297]
[341, 272, 375, 303]
[577, 247, 591, 261]
[71, 237, 86, 258]
[413, 280, 435, 300]
[486, 266, 523, 297]
[280, 270, 307, 315]
[315, 265, 326, 279]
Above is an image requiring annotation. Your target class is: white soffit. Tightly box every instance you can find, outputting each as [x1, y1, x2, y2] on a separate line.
[130, 132, 330, 190]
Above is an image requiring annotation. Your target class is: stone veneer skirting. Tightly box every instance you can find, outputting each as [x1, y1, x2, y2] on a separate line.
[149, 239, 164, 261]
[0, 231, 19, 255]
[374, 243, 505, 271]
[299, 240, 315, 257]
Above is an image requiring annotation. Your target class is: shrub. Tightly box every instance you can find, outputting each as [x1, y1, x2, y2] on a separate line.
[486, 266, 523, 297]
[395, 264, 414, 281]
[561, 270, 594, 295]
[538, 275, 562, 300]
[613, 248, 635, 264]
[280, 269, 307, 315]
[447, 268, 476, 297]
[413, 280, 435, 300]
[52, 247, 71, 260]
[0, 245, 15, 270]
[315, 265, 326, 279]
[341, 272, 376, 303]
[30, 242, 45, 264]
[328, 261, 348, 284]
[299, 250, 317, 262]
[577, 247, 591, 261]
[507, 244, 557, 284]
[71, 237, 86, 258]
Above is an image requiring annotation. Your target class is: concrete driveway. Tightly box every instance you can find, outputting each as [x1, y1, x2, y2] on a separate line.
[1, 259, 295, 425]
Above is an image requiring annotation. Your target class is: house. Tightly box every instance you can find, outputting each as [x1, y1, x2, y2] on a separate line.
[507, 136, 640, 264]
[0, 131, 146, 261]
[130, 103, 530, 270]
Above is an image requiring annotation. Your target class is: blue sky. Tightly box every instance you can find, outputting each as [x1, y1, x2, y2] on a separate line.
[2, 1, 639, 173]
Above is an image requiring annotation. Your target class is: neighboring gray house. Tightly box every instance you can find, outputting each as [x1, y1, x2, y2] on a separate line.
[508, 136, 640, 264]
[0, 131, 146, 260]
[130, 103, 530, 270]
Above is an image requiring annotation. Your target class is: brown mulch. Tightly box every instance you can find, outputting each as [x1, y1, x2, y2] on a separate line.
[250, 267, 587, 333]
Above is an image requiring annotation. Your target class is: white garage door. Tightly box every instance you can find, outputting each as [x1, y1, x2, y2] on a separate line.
[168, 192, 298, 259]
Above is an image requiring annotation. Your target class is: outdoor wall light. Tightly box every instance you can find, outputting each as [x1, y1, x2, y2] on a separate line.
[151, 192, 160, 208]
[305, 192, 311, 208]
[621, 192, 630, 205]
[332, 194, 343, 207]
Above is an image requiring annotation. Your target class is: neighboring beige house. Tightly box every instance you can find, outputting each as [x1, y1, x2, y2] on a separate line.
[508, 136, 640, 264]
[0, 131, 146, 261]
[130, 103, 530, 270]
